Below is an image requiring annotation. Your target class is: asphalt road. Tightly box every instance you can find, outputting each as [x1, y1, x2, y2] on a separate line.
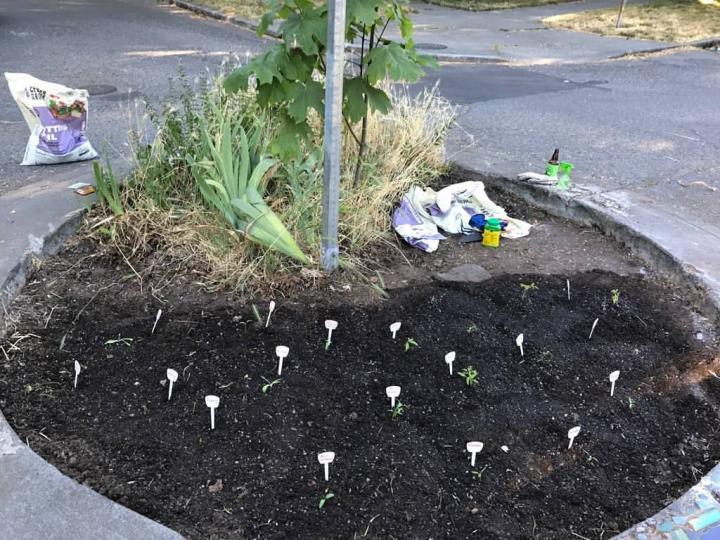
[0, 0, 266, 194]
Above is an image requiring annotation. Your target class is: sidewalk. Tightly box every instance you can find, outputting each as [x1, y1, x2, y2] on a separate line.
[383, 0, 673, 63]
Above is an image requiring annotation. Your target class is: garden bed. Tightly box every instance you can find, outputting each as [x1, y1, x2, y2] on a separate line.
[3, 225, 719, 538]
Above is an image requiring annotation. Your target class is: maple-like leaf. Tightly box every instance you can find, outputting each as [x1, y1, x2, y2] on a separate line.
[281, 8, 326, 55]
[365, 42, 424, 84]
[286, 80, 324, 123]
[343, 77, 391, 123]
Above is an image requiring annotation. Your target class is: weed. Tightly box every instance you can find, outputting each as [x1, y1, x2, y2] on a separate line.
[390, 401, 407, 420]
[318, 489, 335, 509]
[611, 289, 620, 305]
[459, 366, 479, 386]
[104, 337, 133, 347]
[93, 161, 124, 217]
[520, 282, 539, 299]
[261, 377, 280, 394]
[404, 338, 419, 352]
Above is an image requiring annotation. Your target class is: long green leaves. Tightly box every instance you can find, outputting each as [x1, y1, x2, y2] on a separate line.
[93, 161, 124, 216]
[190, 108, 310, 264]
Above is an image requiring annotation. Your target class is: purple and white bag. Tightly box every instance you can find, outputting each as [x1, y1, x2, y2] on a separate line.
[5, 73, 98, 165]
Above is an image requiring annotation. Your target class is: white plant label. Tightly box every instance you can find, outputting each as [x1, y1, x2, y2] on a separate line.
[166, 368, 178, 401]
[466, 441, 484, 467]
[275, 345, 289, 376]
[568, 425, 581, 449]
[325, 320, 338, 343]
[205, 395, 220, 430]
[516, 333, 524, 357]
[265, 300, 276, 328]
[445, 351, 456, 375]
[73, 360, 81, 390]
[386, 385, 401, 408]
[609, 370, 620, 397]
[589, 318, 599, 339]
[390, 322, 401, 339]
[318, 451, 335, 481]
[567, 279, 571, 301]
[151, 308, 163, 335]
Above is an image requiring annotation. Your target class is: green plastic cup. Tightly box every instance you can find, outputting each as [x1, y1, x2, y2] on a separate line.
[545, 163, 559, 178]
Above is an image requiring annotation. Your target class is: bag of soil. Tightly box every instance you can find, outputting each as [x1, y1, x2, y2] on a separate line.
[4, 72, 98, 165]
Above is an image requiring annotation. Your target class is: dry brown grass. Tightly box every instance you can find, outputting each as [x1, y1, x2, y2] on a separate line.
[544, 0, 720, 43]
[188, 0, 270, 20]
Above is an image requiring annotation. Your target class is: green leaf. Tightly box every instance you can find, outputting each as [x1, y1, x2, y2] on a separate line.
[257, 79, 288, 108]
[286, 80, 324, 123]
[343, 77, 391, 123]
[270, 113, 313, 161]
[281, 8, 326, 55]
[277, 49, 315, 81]
[346, 0, 383, 26]
[365, 42, 424, 84]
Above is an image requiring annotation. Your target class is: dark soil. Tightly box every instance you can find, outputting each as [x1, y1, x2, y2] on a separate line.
[3, 248, 720, 538]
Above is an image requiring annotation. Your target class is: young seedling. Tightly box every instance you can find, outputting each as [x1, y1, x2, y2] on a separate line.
[389, 321, 401, 339]
[458, 366, 479, 386]
[445, 351, 456, 375]
[567, 426, 581, 449]
[466, 323, 478, 333]
[386, 386, 401, 408]
[609, 370, 620, 397]
[318, 489, 335, 509]
[73, 360, 81, 390]
[589, 318, 599, 339]
[205, 395, 220, 430]
[251, 304, 262, 324]
[466, 441, 484, 467]
[567, 279, 571, 301]
[317, 451, 335, 481]
[404, 337, 419, 352]
[516, 333, 524, 357]
[261, 377, 280, 394]
[151, 308, 163, 335]
[265, 300, 276, 328]
[166, 368, 178, 401]
[104, 336, 133, 347]
[611, 289, 620, 306]
[628, 396, 636, 409]
[390, 401, 406, 420]
[520, 282, 538, 299]
[324, 320, 338, 350]
[275, 345, 289, 376]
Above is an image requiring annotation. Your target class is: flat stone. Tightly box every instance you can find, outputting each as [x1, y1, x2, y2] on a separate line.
[434, 263, 492, 284]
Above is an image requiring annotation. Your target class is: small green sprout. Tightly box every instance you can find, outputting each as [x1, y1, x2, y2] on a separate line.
[611, 289, 620, 305]
[466, 323, 478, 333]
[318, 489, 335, 509]
[404, 338, 419, 352]
[390, 401, 407, 420]
[104, 337, 133, 347]
[584, 450, 597, 464]
[251, 304, 262, 324]
[261, 377, 280, 394]
[471, 465, 488, 481]
[458, 366, 479, 386]
[520, 282, 539, 299]
[628, 396, 636, 409]
[325, 339, 331, 351]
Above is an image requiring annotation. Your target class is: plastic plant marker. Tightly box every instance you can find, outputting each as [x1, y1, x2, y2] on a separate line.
[318, 451, 335, 481]
[73, 360, 80, 390]
[166, 368, 178, 401]
[445, 351, 456, 375]
[466, 441, 484, 467]
[386, 386, 401, 408]
[516, 333, 524, 357]
[589, 318, 599, 339]
[205, 395, 220, 430]
[276, 345, 289, 376]
[567, 279, 571, 301]
[152, 308, 163, 335]
[568, 426, 581, 449]
[325, 320, 338, 345]
[609, 370, 620, 397]
[390, 322, 401, 339]
[265, 301, 276, 328]
[501, 445, 509, 453]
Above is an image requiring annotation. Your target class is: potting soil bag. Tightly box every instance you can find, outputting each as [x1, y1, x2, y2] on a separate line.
[5, 72, 98, 165]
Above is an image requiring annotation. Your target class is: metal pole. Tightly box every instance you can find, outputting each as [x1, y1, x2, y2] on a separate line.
[615, 0, 627, 29]
[321, 0, 346, 271]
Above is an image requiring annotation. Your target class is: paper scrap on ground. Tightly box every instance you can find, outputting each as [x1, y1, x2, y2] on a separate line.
[392, 181, 531, 252]
[5, 73, 98, 165]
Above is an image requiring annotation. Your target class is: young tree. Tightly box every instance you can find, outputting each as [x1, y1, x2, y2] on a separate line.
[224, 0, 436, 183]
